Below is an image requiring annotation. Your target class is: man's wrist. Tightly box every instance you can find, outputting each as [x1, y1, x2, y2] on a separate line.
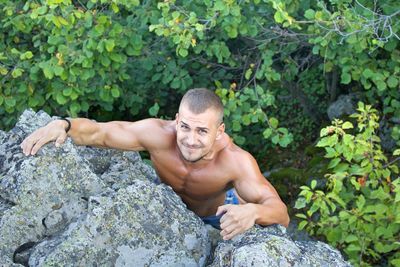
[59, 118, 71, 133]
[245, 203, 259, 223]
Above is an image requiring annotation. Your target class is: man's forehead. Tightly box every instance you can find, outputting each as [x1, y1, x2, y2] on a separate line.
[179, 115, 210, 127]
[178, 104, 220, 126]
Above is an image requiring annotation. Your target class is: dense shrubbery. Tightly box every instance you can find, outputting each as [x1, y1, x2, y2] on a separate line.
[296, 103, 400, 266]
[1, 0, 400, 265]
[1, 1, 399, 151]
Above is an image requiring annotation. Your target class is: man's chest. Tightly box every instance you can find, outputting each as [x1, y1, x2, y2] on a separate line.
[150, 152, 232, 198]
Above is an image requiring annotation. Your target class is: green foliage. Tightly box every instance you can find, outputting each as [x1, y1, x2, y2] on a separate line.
[295, 103, 400, 266]
[0, 0, 399, 159]
[216, 85, 292, 147]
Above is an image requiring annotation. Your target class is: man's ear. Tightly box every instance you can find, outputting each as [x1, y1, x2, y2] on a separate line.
[175, 113, 179, 130]
[216, 123, 225, 140]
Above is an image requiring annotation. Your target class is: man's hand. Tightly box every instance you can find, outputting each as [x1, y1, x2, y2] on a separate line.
[21, 120, 68, 156]
[216, 204, 257, 240]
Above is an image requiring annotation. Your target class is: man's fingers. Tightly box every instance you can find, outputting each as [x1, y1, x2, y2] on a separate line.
[31, 137, 48, 155]
[216, 204, 231, 216]
[55, 134, 67, 147]
[220, 223, 236, 236]
[21, 135, 37, 156]
[222, 228, 241, 240]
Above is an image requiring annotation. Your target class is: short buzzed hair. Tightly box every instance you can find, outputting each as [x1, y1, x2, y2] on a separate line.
[179, 88, 224, 124]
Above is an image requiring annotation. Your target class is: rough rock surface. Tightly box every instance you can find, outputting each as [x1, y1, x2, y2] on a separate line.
[0, 110, 351, 266]
[0, 110, 209, 266]
[209, 226, 351, 267]
[327, 94, 358, 120]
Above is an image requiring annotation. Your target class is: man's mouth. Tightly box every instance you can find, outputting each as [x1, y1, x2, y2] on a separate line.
[183, 144, 201, 150]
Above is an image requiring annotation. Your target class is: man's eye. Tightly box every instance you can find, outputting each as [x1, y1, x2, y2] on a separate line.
[199, 129, 207, 134]
[181, 124, 189, 129]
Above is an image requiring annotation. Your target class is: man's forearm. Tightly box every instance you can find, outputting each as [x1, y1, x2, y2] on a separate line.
[250, 199, 290, 227]
[62, 118, 103, 147]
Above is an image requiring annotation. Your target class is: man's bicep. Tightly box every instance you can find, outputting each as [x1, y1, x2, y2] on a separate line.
[232, 154, 281, 204]
[234, 177, 279, 204]
[99, 119, 161, 151]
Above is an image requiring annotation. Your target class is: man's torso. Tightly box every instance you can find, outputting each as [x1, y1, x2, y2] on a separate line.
[147, 120, 239, 217]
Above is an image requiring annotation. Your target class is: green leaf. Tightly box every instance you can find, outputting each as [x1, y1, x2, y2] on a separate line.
[304, 9, 315, 20]
[344, 235, 358, 243]
[387, 76, 398, 88]
[317, 134, 338, 147]
[53, 66, 64, 76]
[328, 158, 341, 169]
[298, 220, 307, 230]
[263, 128, 273, 139]
[391, 259, 400, 266]
[178, 48, 188, 57]
[376, 80, 387, 91]
[70, 102, 81, 114]
[170, 78, 181, 89]
[63, 88, 73, 96]
[356, 195, 365, 209]
[274, 10, 284, 23]
[295, 213, 307, 219]
[342, 122, 353, 129]
[341, 72, 351, 84]
[11, 68, 23, 78]
[269, 117, 278, 128]
[111, 87, 120, 98]
[294, 197, 306, 209]
[346, 244, 361, 252]
[56, 93, 68, 105]
[245, 69, 252, 80]
[4, 97, 16, 107]
[232, 121, 241, 132]
[271, 133, 280, 144]
[43, 66, 54, 79]
[362, 68, 374, 79]
[149, 102, 159, 116]
[105, 39, 115, 52]
[279, 134, 292, 147]
[311, 180, 317, 189]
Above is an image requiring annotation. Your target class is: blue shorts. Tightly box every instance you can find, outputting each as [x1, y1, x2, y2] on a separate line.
[201, 188, 239, 229]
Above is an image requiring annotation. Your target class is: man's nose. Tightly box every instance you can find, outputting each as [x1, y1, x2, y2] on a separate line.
[187, 132, 197, 145]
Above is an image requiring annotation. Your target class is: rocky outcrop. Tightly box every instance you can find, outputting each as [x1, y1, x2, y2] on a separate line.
[209, 226, 350, 267]
[0, 110, 209, 266]
[327, 94, 359, 120]
[0, 110, 351, 266]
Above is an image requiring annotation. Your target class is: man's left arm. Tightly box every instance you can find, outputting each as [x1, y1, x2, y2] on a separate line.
[216, 152, 289, 240]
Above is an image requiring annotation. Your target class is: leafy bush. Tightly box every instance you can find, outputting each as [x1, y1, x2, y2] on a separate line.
[295, 102, 400, 266]
[0, 0, 399, 159]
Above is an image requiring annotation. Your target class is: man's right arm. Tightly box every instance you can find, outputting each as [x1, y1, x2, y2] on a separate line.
[21, 118, 165, 156]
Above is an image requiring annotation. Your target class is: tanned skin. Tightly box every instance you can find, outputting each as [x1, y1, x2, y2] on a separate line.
[21, 103, 289, 240]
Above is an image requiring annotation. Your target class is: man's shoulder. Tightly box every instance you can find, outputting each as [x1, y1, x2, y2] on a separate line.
[138, 118, 175, 132]
[219, 139, 255, 169]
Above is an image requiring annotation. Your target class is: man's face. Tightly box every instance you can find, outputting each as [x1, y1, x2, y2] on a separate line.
[175, 104, 224, 163]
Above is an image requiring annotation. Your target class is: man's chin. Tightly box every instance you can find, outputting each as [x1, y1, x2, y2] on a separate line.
[182, 154, 204, 163]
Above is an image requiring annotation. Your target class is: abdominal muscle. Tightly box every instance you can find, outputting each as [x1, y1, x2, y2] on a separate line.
[178, 190, 227, 217]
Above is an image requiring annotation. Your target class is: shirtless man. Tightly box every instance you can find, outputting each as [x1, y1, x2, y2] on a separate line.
[21, 88, 289, 240]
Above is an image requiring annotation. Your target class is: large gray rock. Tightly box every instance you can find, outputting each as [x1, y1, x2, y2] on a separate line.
[0, 110, 209, 266]
[0, 109, 351, 266]
[209, 226, 350, 267]
[327, 94, 358, 120]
